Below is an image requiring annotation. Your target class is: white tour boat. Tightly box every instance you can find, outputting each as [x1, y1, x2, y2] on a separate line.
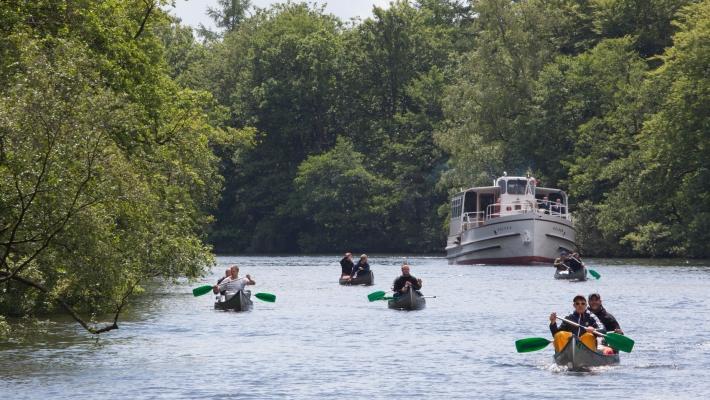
[445, 174, 576, 264]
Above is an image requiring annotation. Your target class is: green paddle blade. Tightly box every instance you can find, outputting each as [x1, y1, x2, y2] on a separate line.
[588, 269, 601, 280]
[367, 291, 386, 302]
[515, 337, 552, 353]
[192, 285, 214, 297]
[605, 332, 634, 353]
[255, 292, 276, 302]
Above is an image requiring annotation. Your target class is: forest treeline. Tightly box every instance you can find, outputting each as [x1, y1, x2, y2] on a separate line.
[178, 0, 708, 258]
[1, 0, 708, 331]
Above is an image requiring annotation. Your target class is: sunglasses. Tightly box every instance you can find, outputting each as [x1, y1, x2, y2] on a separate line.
[574, 301, 587, 305]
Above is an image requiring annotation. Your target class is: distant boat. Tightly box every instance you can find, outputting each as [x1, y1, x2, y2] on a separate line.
[339, 270, 374, 286]
[445, 174, 576, 265]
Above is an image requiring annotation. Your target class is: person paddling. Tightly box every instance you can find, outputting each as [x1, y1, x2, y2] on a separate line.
[213, 265, 255, 301]
[351, 254, 370, 279]
[565, 252, 584, 273]
[340, 252, 354, 280]
[588, 293, 623, 334]
[553, 251, 569, 271]
[392, 264, 422, 297]
[549, 295, 604, 352]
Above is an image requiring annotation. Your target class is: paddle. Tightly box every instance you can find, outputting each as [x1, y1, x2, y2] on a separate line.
[367, 291, 387, 302]
[192, 284, 275, 302]
[515, 337, 552, 353]
[192, 284, 214, 297]
[558, 316, 634, 353]
[254, 292, 276, 303]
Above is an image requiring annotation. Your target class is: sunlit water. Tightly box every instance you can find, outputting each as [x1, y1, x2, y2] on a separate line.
[1, 256, 709, 399]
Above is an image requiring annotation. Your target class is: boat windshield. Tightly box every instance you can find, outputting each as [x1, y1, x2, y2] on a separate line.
[507, 179, 528, 195]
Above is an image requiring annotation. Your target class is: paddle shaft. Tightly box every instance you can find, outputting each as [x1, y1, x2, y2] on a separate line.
[557, 316, 606, 338]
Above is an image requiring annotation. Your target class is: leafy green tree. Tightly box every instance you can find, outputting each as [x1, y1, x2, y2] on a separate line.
[597, 0, 710, 256]
[288, 137, 397, 251]
[0, 1, 226, 333]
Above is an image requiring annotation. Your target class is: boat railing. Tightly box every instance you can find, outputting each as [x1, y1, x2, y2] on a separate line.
[458, 201, 569, 230]
[462, 212, 485, 229]
[536, 199, 570, 220]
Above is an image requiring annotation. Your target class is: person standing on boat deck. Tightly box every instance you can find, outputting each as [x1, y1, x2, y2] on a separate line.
[550, 198, 565, 215]
[392, 264, 422, 297]
[352, 254, 370, 278]
[213, 265, 255, 300]
[340, 252, 354, 279]
[550, 295, 604, 352]
[588, 293, 623, 334]
[540, 196, 550, 214]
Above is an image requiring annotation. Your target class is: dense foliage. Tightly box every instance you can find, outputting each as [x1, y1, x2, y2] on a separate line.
[189, 0, 707, 258]
[0, 0, 233, 332]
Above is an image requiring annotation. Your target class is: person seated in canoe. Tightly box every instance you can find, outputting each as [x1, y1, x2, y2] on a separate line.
[217, 268, 231, 285]
[565, 252, 584, 273]
[213, 265, 255, 300]
[351, 254, 370, 279]
[549, 295, 604, 353]
[587, 292, 623, 355]
[340, 252, 354, 280]
[392, 264, 422, 297]
[553, 251, 569, 271]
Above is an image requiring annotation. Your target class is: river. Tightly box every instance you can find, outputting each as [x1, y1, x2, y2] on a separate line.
[1, 256, 709, 399]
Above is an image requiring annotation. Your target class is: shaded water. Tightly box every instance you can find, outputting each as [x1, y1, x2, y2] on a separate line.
[1, 256, 709, 399]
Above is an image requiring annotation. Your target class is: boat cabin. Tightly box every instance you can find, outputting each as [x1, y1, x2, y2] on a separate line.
[449, 175, 570, 235]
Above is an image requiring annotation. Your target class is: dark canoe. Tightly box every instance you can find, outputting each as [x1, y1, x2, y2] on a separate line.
[554, 335, 620, 371]
[339, 270, 374, 286]
[387, 288, 426, 311]
[214, 290, 253, 312]
[554, 266, 588, 281]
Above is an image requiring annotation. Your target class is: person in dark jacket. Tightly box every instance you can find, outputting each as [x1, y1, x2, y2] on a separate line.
[352, 254, 370, 278]
[392, 264, 422, 297]
[340, 252, 354, 279]
[549, 294, 604, 351]
[565, 252, 584, 273]
[588, 293, 623, 334]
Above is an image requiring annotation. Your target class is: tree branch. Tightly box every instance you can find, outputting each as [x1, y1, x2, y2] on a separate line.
[0, 271, 123, 334]
[134, 1, 156, 40]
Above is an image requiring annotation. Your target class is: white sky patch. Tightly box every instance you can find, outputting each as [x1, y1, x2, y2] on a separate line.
[169, 0, 394, 30]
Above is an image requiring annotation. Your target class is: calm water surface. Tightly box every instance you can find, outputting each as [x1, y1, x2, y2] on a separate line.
[1, 256, 709, 399]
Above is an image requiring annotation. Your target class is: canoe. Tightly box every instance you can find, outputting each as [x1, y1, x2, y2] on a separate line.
[339, 270, 374, 286]
[554, 266, 588, 281]
[214, 290, 253, 311]
[387, 288, 426, 311]
[554, 335, 620, 371]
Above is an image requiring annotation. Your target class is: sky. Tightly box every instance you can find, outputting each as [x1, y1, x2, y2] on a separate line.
[169, 0, 392, 29]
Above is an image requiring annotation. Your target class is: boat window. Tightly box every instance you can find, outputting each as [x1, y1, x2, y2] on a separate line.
[498, 179, 506, 194]
[451, 197, 463, 219]
[507, 179, 527, 195]
[464, 191, 476, 213]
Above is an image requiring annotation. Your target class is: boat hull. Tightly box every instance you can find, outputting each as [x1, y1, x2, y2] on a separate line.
[554, 336, 620, 371]
[446, 213, 575, 265]
[554, 266, 588, 281]
[387, 289, 426, 311]
[339, 270, 374, 286]
[214, 290, 253, 311]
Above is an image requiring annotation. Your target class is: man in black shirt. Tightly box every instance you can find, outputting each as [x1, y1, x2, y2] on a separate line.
[588, 293, 623, 334]
[392, 264, 422, 297]
[340, 252, 354, 279]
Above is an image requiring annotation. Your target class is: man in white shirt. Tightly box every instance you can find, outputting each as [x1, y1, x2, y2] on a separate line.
[213, 265, 255, 300]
